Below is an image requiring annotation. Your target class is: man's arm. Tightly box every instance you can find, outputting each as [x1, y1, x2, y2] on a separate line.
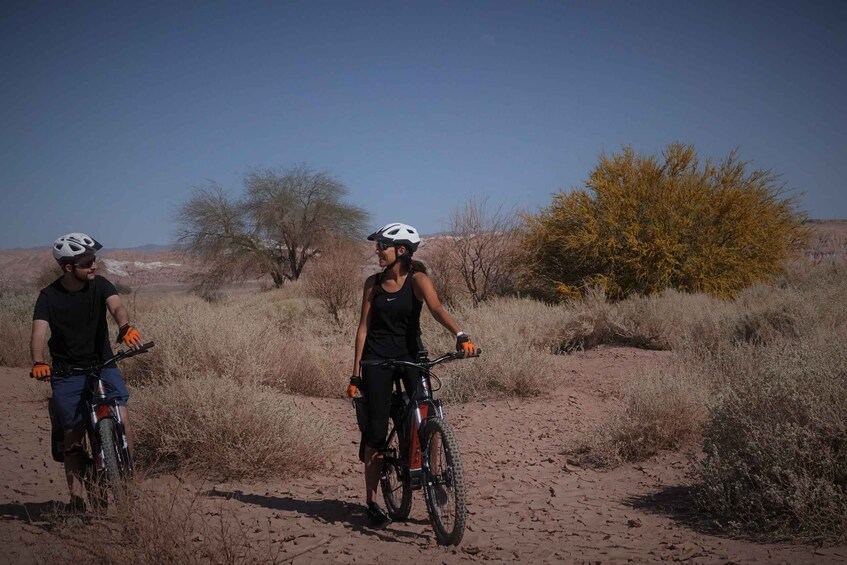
[31, 319, 49, 364]
[106, 295, 130, 327]
[106, 295, 142, 349]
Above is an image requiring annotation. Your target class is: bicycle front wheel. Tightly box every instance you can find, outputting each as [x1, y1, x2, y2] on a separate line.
[423, 418, 467, 546]
[380, 430, 412, 520]
[97, 418, 128, 503]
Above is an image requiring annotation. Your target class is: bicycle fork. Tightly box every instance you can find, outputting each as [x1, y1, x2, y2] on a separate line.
[88, 379, 132, 474]
[408, 401, 445, 489]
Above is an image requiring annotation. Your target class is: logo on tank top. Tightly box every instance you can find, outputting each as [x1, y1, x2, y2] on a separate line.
[386, 297, 397, 302]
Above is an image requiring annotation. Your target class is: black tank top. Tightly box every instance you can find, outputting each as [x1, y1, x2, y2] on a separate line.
[364, 271, 424, 359]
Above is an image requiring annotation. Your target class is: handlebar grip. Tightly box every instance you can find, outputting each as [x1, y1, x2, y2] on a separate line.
[140, 341, 155, 350]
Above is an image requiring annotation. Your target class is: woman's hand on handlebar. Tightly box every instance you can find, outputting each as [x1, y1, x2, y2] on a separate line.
[456, 333, 479, 358]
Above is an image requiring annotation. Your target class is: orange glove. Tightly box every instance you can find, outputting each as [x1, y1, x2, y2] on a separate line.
[347, 376, 363, 398]
[117, 324, 142, 347]
[30, 362, 51, 380]
[456, 333, 478, 357]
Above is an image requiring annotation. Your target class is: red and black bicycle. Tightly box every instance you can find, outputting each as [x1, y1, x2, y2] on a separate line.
[361, 349, 479, 546]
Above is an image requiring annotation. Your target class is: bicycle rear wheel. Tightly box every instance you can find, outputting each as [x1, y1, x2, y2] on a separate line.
[380, 430, 412, 520]
[423, 418, 467, 546]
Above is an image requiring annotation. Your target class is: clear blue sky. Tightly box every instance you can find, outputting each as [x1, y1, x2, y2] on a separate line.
[1, 1, 844, 249]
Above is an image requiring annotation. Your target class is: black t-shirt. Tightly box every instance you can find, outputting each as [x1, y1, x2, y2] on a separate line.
[33, 275, 118, 370]
[364, 272, 424, 359]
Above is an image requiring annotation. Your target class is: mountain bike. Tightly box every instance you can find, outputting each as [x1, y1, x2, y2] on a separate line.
[49, 341, 155, 509]
[361, 348, 480, 546]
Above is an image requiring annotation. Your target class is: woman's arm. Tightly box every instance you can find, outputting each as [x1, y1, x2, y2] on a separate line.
[412, 272, 462, 335]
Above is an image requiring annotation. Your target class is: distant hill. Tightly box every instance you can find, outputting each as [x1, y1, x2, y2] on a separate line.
[111, 244, 174, 254]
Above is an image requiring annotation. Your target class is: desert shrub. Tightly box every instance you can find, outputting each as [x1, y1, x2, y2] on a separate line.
[45, 481, 281, 564]
[0, 291, 38, 367]
[697, 334, 847, 543]
[121, 291, 352, 397]
[422, 298, 558, 402]
[614, 288, 734, 351]
[271, 339, 347, 397]
[303, 241, 367, 324]
[133, 375, 333, 479]
[573, 360, 708, 466]
[124, 294, 286, 385]
[523, 143, 807, 301]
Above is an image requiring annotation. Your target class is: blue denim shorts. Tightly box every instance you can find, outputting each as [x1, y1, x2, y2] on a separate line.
[50, 367, 130, 429]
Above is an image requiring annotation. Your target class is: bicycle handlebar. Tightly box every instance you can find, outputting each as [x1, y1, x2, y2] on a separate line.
[360, 348, 482, 370]
[68, 341, 155, 374]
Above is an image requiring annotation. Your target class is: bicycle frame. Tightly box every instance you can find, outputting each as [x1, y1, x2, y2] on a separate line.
[365, 351, 465, 488]
[67, 341, 154, 478]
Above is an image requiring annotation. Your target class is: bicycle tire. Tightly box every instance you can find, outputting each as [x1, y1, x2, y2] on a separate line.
[422, 418, 467, 546]
[97, 418, 126, 504]
[81, 434, 107, 511]
[380, 430, 412, 520]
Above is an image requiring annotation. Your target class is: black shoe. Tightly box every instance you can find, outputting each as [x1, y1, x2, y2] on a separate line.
[66, 495, 87, 514]
[366, 502, 391, 528]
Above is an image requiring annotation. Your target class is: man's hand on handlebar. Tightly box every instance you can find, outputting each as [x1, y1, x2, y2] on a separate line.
[30, 362, 51, 380]
[117, 324, 143, 350]
[347, 376, 363, 399]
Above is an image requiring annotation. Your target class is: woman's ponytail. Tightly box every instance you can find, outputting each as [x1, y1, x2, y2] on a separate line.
[398, 252, 428, 274]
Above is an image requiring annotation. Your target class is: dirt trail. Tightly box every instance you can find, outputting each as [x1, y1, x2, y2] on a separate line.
[2, 348, 845, 563]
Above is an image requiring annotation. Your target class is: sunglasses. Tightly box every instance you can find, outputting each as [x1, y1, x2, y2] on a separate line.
[75, 256, 97, 269]
[375, 241, 393, 251]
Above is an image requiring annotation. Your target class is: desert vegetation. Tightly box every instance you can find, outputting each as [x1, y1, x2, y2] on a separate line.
[175, 164, 368, 292]
[3, 147, 844, 546]
[522, 143, 807, 300]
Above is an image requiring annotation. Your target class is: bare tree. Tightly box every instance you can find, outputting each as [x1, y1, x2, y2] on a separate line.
[175, 165, 368, 289]
[447, 197, 521, 305]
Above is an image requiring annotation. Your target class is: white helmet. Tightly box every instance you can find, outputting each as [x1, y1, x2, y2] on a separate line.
[52, 232, 103, 263]
[367, 222, 421, 253]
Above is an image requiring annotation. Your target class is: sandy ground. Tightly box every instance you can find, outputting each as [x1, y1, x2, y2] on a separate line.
[2, 347, 845, 563]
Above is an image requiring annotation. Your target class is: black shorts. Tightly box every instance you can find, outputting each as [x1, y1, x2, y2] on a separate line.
[360, 358, 419, 451]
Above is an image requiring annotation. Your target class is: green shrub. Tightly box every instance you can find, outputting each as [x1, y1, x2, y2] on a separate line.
[523, 143, 807, 300]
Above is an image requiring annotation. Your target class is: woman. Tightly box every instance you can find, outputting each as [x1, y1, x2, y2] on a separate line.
[348, 222, 478, 527]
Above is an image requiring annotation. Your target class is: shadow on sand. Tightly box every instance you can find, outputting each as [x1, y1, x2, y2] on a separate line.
[0, 500, 74, 531]
[206, 489, 430, 543]
[626, 484, 737, 539]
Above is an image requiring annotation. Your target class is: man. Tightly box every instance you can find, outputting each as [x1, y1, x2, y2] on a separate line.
[30, 232, 143, 511]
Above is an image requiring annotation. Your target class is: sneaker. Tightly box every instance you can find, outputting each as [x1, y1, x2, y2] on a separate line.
[66, 495, 87, 514]
[366, 502, 391, 528]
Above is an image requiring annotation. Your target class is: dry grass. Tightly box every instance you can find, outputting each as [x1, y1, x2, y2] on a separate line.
[697, 332, 847, 544]
[43, 480, 282, 564]
[0, 291, 38, 367]
[420, 298, 560, 402]
[572, 359, 708, 467]
[133, 375, 334, 479]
